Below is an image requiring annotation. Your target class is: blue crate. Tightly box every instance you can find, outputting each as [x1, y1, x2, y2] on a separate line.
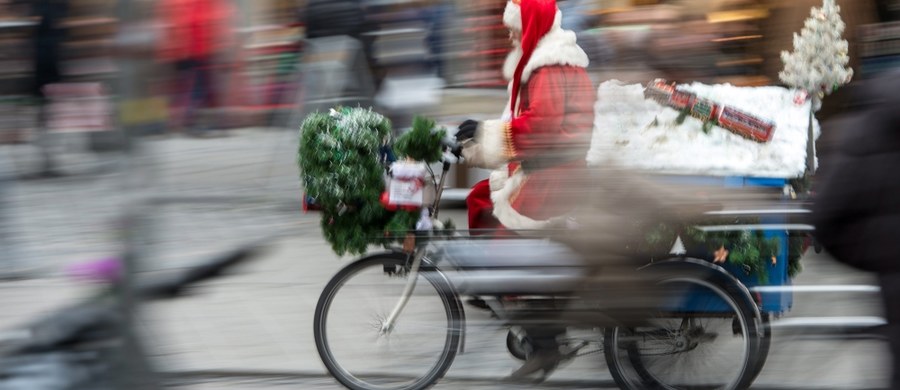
[654, 175, 794, 315]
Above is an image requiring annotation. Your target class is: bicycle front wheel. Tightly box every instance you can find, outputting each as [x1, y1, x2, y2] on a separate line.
[314, 253, 461, 390]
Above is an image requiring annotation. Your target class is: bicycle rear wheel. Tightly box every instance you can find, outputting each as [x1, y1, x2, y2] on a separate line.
[314, 252, 461, 390]
[603, 260, 763, 390]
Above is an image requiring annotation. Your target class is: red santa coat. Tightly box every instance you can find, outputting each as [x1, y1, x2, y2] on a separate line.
[464, 8, 595, 231]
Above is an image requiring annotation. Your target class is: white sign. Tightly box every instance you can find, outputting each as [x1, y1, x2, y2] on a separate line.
[388, 178, 424, 206]
[43, 83, 112, 133]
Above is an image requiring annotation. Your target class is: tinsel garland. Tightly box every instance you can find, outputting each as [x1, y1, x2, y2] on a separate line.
[298, 108, 449, 256]
[645, 219, 804, 283]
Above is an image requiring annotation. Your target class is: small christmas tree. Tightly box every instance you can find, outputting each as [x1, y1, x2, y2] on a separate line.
[779, 0, 853, 174]
[780, 0, 853, 103]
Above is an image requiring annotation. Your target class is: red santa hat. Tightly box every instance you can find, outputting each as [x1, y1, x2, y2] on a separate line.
[503, 0, 559, 119]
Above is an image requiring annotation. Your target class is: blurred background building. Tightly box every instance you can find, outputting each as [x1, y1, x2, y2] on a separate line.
[0, 0, 894, 138]
[0, 0, 895, 192]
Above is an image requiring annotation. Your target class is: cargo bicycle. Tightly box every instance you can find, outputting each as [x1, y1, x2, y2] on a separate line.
[312, 143, 772, 390]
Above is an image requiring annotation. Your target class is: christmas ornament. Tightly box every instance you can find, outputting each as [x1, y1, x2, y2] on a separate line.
[713, 245, 729, 263]
[379, 192, 398, 211]
[793, 90, 809, 105]
[415, 208, 434, 231]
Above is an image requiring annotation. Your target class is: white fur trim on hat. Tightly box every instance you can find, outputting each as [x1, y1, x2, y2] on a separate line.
[502, 14, 589, 83]
[490, 169, 553, 230]
[503, 1, 522, 31]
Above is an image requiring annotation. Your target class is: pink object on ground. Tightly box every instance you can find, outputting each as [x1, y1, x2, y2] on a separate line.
[66, 258, 123, 283]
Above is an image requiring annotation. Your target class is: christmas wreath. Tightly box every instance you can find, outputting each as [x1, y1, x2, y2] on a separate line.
[298, 108, 449, 256]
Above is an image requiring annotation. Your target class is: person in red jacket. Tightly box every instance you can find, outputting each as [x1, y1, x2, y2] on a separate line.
[157, 0, 234, 135]
[456, 0, 595, 381]
[458, 0, 595, 234]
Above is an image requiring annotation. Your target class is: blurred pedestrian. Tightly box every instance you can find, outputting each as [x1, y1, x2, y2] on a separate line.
[156, 0, 234, 136]
[557, 0, 614, 67]
[558, 0, 591, 32]
[30, 0, 69, 177]
[419, 0, 452, 79]
[303, 0, 380, 87]
[812, 69, 900, 389]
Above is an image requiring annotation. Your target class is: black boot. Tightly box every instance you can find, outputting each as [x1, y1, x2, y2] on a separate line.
[506, 327, 570, 383]
[507, 348, 565, 383]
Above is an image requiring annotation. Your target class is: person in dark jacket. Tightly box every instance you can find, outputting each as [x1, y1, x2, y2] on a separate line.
[812, 69, 900, 389]
[304, 0, 367, 39]
[303, 0, 379, 84]
[32, 0, 67, 98]
[29, 0, 69, 177]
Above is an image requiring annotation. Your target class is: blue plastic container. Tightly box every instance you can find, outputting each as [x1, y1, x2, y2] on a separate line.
[655, 175, 794, 315]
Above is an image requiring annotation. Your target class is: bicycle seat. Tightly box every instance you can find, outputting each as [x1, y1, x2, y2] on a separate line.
[437, 239, 585, 295]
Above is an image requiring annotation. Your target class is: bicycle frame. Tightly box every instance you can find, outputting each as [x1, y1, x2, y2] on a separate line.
[380, 250, 424, 334]
[380, 158, 453, 336]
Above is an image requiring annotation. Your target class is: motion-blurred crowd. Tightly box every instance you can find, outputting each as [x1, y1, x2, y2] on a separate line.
[0, 0, 896, 138]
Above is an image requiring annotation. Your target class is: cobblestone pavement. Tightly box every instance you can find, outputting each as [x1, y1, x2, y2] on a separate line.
[163, 373, 619, 390]
[0, 128, 306, 277]
[162, 373, 881, 390]
[0, 88, 508, 277]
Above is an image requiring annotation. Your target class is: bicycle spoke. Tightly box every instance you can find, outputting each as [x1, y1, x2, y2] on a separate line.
[315, 256, 459, 390]
[605, 268, 761, 390]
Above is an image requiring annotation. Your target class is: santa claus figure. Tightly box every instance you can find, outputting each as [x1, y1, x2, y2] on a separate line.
[455, 0, 595, 381]
[458, 0, 595, 233]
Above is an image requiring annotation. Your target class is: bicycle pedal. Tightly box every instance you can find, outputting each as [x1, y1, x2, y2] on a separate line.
[561, 341, 589, 358]
[465, 297, 491, 310]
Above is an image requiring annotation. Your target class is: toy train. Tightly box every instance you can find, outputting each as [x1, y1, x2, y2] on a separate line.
[644, 79, 776, 143]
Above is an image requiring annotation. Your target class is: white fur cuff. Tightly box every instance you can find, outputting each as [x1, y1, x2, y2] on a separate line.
[459, 120, 514, 170]
[478, 119, 515, 167]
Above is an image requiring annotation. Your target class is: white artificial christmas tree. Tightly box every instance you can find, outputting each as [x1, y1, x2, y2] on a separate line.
[780, 0, 853, 107]
[779, 0, 853, 174]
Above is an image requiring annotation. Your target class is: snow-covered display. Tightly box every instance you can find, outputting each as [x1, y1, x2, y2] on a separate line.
[588, 80, 819, 179]
[779, 0, 853, 109]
